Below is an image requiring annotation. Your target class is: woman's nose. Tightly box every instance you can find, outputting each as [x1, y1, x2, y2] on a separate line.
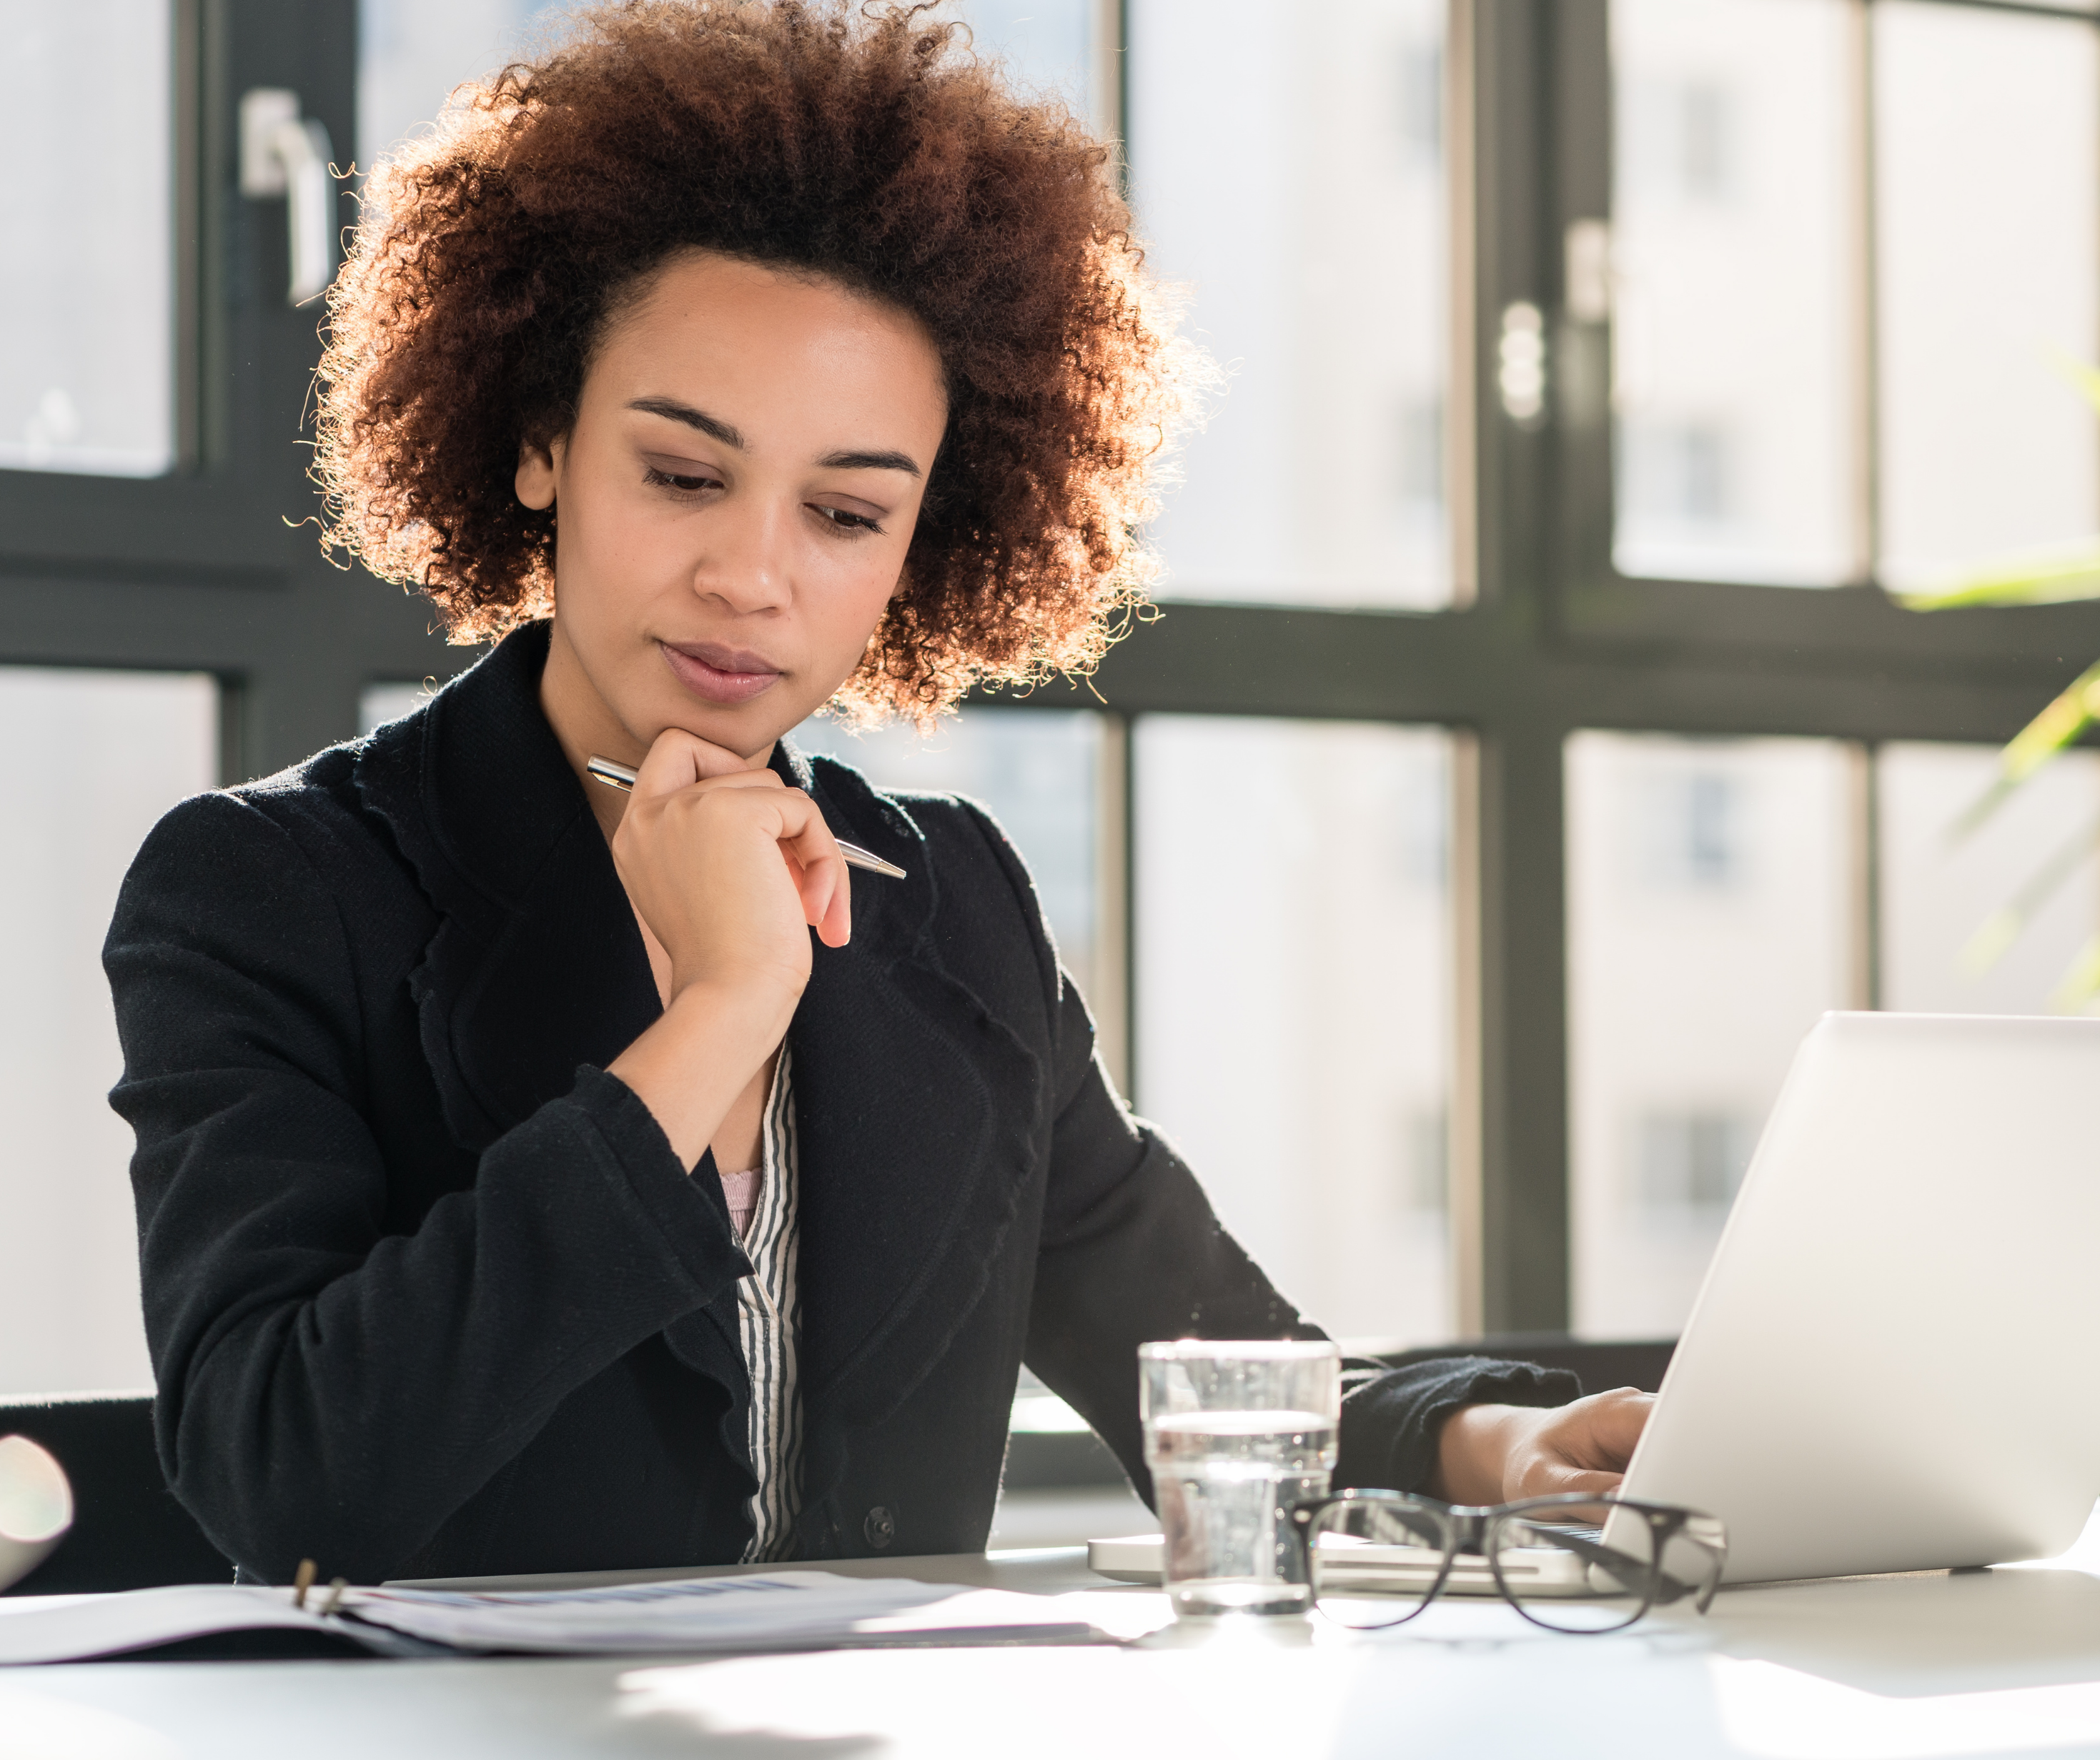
[690, 494, 793, 612]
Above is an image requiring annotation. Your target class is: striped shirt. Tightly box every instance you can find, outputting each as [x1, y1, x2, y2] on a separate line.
[721, 1046, 804, 1563]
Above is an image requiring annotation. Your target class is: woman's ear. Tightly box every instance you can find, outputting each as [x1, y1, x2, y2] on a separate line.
[516, 437, 560, 510]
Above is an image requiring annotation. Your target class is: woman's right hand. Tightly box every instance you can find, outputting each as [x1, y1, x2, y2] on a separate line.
[610, 727, 851, 1015]
[603, 729, 850, 1170]
[1429, 1389, 1655, 1505]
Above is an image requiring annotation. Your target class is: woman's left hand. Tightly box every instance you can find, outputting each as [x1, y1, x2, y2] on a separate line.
[1428, 1388, 1654, 1506]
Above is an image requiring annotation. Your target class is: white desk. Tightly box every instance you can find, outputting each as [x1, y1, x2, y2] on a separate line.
[9, 1548, 2100, 1759]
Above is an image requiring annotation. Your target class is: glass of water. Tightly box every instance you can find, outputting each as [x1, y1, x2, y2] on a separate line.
[1139, 1338, 1342, 1616]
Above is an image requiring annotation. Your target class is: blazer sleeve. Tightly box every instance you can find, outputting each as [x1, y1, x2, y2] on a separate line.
[103, 790, 751, 1581]
[956, 806, 1579, 1503]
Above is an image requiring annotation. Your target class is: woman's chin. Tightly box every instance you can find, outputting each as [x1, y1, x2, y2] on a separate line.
[626, 700, 805, 767]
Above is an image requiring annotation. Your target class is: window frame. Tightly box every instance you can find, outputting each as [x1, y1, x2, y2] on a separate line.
[6, 0, 2098, 1339]
[0, 0, 455, 785]
[1049, 0, 2100, 1333]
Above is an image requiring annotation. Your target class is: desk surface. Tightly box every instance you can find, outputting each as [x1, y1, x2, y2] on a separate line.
[11, 1548, 2100, 1759]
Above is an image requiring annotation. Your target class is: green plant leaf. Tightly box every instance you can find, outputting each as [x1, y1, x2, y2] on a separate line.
[2049, 933, 2100, 1013]
[2048, 345, 2100, 417]
[1897, 542, 2100, 611]
[1958, 808, 2100, 973]
[1901, 353, 2100, 611]
[1947, 658, 2100, 843]
[1922, 347, 2100, 985]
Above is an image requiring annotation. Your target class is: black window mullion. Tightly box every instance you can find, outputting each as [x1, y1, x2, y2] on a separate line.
[1473, 0, 1575, 1331]
[1474, 711, 1572, 1331]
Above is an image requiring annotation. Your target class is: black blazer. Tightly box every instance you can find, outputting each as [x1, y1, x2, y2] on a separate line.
[104, 623, 1574, 1583]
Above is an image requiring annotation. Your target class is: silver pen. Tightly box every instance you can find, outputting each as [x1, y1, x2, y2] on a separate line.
[585, 755, 908, 880]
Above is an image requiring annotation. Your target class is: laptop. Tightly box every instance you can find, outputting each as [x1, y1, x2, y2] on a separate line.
[1091, 1012, 2100, 1589]
[1613, 1010, 2100, 1583]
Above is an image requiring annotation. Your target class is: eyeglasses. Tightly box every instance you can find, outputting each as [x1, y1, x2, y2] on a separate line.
[1287, 1491, 1728, 1635]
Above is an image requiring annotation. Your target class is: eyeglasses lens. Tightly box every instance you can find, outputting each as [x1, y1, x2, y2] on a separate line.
[1306, 1498, 1451, 1629]
[1488, 1500, 1660, 1634]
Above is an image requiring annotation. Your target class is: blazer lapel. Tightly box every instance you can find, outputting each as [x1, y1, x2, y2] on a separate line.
[352, 622, 663, 1152]
[785, 749, 1049, 1429]
[352, 639, 1044, 1440]
[355, 625, 748, 1384]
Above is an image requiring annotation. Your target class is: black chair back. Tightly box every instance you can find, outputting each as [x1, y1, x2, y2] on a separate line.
[0, 1393, 230, 1594]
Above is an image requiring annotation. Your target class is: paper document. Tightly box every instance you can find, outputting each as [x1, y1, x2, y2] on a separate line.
[339, 1573, 1098, 1654]
[0, 1586, 339, 1666]
[0, 1572, 1119, 1664]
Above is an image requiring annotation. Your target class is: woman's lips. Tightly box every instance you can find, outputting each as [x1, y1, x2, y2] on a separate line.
[659, 640, 783, 706]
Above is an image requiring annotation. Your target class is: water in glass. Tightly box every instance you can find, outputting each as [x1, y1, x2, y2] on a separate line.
[1147, 1408, 1339, 1615]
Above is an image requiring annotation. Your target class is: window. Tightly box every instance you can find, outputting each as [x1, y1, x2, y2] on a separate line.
[1134, 717, 1455, 1343]
[1610, 0, 1859, 586]
[1634, 1112, 1755, 1217]
[358, 2, 568, 170]
[1611, 0, 2100, 597]
[0, 670, 217, 1396]
[0, 2, 177, 477]
[1128, 0, 1455, 609]
[1876, 1, 2100, 587]
[11, 0, 2100, 1400]
[1880, 744, 2100, 1015]
[1567, 734, 1856, 1337]
[359, 0, 1106, 175]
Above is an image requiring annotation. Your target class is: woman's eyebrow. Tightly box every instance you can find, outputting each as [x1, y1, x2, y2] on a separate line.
[818, 447, 922, 477]
[628, 396, 746, 448]
[627, 397, 918, 477]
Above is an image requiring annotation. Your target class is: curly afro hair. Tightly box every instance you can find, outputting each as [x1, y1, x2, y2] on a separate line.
[315, 0, 1201, 720]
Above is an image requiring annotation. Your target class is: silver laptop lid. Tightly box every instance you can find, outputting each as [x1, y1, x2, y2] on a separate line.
[1616, 1011, 2100, 1584]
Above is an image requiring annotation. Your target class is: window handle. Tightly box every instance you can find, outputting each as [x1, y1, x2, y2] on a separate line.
[1564, 218, 1613, 327]
[239, 89, 337, 306]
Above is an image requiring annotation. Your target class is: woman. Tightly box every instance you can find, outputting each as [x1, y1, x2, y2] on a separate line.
[104, 0, 1645, 1584]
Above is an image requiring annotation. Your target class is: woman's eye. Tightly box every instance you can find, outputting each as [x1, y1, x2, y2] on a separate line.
[643, 465, 722, 495]
[813, 504, 884, 535]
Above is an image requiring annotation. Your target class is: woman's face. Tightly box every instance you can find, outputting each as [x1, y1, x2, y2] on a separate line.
[522, 251, 949, 766]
